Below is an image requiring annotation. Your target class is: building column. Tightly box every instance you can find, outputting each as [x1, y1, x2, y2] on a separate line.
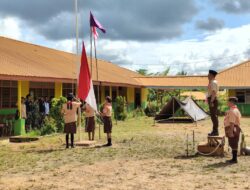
[101, 86, 105, 104]
[109, 86, 112, 99]
[21, 81, 29, 98]
[228, 89, 236, 97]
[127, 87, 135, 111]
[55, 82, 63, 98]
[141, 88, 148, 109]
[17, 81, 22, 118]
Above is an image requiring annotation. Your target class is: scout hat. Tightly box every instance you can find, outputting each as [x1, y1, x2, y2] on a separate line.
[228, 97, 238, 103]
[67, 93, 75, 101]
[209, 70, 218, 76]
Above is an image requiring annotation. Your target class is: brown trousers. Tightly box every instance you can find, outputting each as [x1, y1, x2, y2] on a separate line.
[208, 97, 219, 132]
[228, 125, 241, 151]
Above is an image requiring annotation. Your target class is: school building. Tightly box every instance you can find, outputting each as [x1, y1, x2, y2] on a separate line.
[1, 36, 250, 117]
[0, 36, 148, 117]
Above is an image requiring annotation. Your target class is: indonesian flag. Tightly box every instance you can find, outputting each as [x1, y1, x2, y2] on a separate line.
[78, 42, 97, 111]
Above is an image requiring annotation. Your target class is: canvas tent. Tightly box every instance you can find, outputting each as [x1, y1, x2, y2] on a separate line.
[155, 97, 209, 123]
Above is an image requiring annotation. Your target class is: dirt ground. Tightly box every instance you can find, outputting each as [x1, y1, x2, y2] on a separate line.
[0, 117, 250, 190]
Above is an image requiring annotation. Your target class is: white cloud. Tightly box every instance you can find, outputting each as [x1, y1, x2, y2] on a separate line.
[1, 15, 250, 76]
[0, 17, 22, 39]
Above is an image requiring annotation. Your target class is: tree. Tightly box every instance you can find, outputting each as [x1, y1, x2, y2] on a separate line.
[176, 70, 187, 76]
[136, 69, 148, 76]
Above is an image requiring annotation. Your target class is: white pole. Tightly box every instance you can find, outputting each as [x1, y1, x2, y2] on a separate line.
[75, 0, 82, 142]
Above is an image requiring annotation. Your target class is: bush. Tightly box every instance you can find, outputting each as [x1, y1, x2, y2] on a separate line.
[50, 97, 67, 132]
[132, 107, 145, 117]
[144, 101, 159, 117]
[41, 117, 57, 136]
[26, 129, 41, 137]
[114, 96, 127, 121]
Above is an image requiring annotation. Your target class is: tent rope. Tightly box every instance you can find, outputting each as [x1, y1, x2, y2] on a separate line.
[197, 138, 225, 156]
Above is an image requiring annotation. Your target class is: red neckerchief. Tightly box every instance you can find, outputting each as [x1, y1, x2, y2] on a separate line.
[67, 101, 73, 110]
[225, 105, 238, 122]
[230, 105, 238, 110]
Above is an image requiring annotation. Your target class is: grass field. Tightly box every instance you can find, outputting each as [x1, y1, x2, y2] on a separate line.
[0, 117, 250, 190]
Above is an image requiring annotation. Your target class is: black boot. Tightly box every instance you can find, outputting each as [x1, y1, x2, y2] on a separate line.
[66, 134, 69, 149]
[103, 138, 112, 147]
[71, 133, 74, 148]
[227, 150, 238, 163]
[107, 138, 112, 146]
[208, 130, 219, 136]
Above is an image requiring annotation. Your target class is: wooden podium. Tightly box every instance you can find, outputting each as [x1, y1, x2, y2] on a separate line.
[197, 136, 225, 156]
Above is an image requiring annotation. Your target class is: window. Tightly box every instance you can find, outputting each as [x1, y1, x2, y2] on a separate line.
[30, 82, 55, 98]
[246, 90, 250, 104]
[0, 80, 17, 108]
[236, 91, 245, 103]
[63, 83, 76, 97]
[104, 86, 110, 97]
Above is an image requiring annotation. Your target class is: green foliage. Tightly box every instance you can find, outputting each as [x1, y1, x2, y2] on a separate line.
[114, 96, 127, 121]
[25, 129, 41, 137]
[132, 107, 145, 117]
[41, 117, 57, 136]
[49, 97, 67, 132]
[144, 101, 159, 117]
[218, 93, 228, 114]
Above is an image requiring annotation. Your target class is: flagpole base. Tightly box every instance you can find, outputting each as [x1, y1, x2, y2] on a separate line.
[75, 140, 96, 147]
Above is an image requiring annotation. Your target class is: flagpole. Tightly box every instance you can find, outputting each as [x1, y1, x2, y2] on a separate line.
[93, 37, 101, 140]
[75, 0, 82, 142]
[90, 27, 93, 76]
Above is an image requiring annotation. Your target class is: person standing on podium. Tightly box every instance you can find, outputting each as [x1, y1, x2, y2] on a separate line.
[207, 70, 219, 136]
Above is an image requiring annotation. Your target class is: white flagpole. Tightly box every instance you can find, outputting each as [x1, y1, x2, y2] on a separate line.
[75, 0, 82, 142]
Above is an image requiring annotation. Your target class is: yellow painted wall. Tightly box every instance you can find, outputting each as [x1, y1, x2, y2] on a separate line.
[21, 81, 29, 97]
[101, 86, 105, 103]
[17, 81, 22, 118]
[55, 82, 63, 98]
[141, 88, 148, 108]
[109, 86, 112, 99]
[228, 89, 236, 97]
[127, 87, 134, 104]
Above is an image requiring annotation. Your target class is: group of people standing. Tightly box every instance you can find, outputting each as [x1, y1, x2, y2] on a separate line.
[62, 93, 113, 149]
[21, 94, 51, 131]
[207, 70, 242, 163]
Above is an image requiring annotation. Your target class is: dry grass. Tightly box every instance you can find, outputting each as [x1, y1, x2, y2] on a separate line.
[0, 117, 250, 190]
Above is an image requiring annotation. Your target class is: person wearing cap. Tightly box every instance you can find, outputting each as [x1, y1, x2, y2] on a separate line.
[224, 97, 241, 163]
[101, 96, 113, 146]
[84, 102, 96, 141]
[62, 93, 81, 148]
[207, 69, 219, 136]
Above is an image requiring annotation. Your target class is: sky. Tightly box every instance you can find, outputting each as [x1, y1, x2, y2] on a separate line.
[0, 0, 250, 75]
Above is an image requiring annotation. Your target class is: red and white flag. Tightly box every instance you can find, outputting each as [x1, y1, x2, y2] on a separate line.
[78, 42, 97, 111]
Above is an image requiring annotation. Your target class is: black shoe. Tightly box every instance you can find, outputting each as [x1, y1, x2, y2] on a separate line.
[226, 159, 238, 164]
[66, 145, 69, 149]
[208, 131, 219, 136]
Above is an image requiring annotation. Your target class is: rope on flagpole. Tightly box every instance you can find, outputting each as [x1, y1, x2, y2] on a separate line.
[93, 36, 101, 140]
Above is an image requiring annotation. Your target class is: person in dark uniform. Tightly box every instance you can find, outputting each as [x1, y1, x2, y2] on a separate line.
[207, 70, 219, 136]
[84, 103, 95, 141]
[224, 97, 241, 163]
[62, 93, 81, 148]
[101, 96, 113, 146]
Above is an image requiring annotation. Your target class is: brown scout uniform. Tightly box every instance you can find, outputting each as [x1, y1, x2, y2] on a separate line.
[224, 105, 241, 151]
[102, 103, 112, 133]
[62, 101, 81, 134]
[85, 103, 95, 133]
[207, 79, 219, 134]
